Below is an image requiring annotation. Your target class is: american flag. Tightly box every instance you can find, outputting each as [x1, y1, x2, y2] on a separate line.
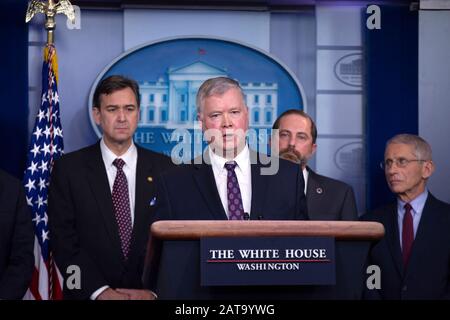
[23, 44, 63, 300]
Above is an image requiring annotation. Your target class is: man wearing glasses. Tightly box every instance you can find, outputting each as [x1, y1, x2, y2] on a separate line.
[362, 134, 450, 299]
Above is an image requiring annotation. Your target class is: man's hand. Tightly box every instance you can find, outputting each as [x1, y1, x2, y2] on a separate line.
[115, 289, 157, 300]
[96, 288, 129, 300]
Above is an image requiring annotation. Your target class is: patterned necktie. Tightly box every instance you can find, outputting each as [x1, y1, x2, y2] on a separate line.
[402, 203, 414, 269]
[112, 158, 132, 259]
[224, 161, 244, 220]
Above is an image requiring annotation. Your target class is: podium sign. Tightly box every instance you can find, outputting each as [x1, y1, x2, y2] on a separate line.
[200, 237, 335, 286]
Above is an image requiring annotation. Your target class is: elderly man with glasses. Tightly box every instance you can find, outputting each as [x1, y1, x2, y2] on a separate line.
[362, 133, 450, 300]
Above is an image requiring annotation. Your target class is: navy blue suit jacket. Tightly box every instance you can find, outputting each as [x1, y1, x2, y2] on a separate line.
[48, 142, 172, 299]
[154, 152, 307, 221]
[0, 170, 34, 299]
[306, 167, 358, 221]
[362, 193, 450, 299]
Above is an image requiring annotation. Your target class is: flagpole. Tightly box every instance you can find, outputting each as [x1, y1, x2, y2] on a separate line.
[25, 0, 76, 45]
[24, 0, 75, 300]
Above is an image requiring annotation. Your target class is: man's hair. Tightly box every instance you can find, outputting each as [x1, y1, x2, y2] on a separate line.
[386, 134, 433, 161]
[92, 75, 140, 109]
[272, 109, 317, 144]
[196, 77, 245, 114]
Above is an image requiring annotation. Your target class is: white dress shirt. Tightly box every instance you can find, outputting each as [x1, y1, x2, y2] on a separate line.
[302, 168, 309, 195]
[209, 145, 252, 218]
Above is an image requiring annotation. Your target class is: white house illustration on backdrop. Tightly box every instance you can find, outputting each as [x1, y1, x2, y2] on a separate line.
[138, 61, 278, 129]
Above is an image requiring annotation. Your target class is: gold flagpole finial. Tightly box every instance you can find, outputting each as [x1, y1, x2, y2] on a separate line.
[25, 0, 76, 45]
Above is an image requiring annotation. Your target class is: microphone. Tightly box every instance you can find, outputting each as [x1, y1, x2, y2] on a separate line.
[243, 212, 250, 220]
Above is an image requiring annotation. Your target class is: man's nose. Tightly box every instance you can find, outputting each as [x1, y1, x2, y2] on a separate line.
[288, 136, 296, 147]
[386, 163, 398, 175]
[117, 108, 126, 121]
[222, 113, 232, 127]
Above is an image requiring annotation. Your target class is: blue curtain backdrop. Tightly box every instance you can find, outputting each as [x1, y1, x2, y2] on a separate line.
[0, 0, 29, 179]
[365, 5, 418, 211]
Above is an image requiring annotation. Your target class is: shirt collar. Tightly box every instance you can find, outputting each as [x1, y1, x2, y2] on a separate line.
[302, 167, 309, 193]
[397, 189, 429, 216]
[209, 144, 250, 175]
[100, 138, 137, 169]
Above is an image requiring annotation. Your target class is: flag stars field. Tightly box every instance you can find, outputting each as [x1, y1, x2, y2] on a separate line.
[25, 178, 36, 192]
[23, 44, 64, 299]
[33, 127, 43, 140]
[28, 161, 38, 175]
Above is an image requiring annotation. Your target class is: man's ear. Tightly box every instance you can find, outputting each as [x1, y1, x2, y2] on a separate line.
[197, 113, 203, 130]
[422, 160, 435, 179]
[269, 130, 280, 154]
[92, 107, 101, 126]
[311, 143, 317, 156]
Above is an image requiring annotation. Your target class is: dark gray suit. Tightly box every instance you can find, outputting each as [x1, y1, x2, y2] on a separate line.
[155, 152, 308, 221]
[148, 152, 307, 299]
[0, 169, 34, 299]
[48, 142, 172, 299]
[306, 167, 358, 221]
[361, 193, 450, 299]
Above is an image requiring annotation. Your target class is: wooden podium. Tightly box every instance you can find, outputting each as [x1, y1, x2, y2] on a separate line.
[143, 220, 384, 299]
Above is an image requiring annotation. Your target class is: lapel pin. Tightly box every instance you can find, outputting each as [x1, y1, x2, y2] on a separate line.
[147, 176, 153, 182]
[316, 187, 323, 194]
[150, 197, 156, 206]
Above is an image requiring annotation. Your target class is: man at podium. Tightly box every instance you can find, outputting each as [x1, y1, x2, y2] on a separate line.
[147, 77, 310, 299]
[154, 76, 307, 222]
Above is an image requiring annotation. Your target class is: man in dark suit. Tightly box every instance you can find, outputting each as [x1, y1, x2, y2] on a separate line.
[48, 75, 172, 300]
[155, 77, 307, 221]
[149, 77, 307, 299]
[272, 109, 357, 220]
[362, 134, 450, 299]
[0, 169, 34, 299]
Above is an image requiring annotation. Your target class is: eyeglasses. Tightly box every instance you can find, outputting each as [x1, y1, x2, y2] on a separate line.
[380, 158, 426, 170]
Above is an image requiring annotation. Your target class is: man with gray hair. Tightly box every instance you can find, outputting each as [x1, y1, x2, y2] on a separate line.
[154, 76, 307, 222]
[149, 76, 307, 298]
[362, 133, 450, 299]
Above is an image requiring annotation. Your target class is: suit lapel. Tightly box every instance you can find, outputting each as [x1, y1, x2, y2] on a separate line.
[130, 147, 155, 256]
[384, 203, 404, 276]
[193, 161, 228, 220]
[306, 167, 320, 213]
[85, 143, 123, 260]
[404, 194, 436, 276]
[250, 162, 266, 219]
